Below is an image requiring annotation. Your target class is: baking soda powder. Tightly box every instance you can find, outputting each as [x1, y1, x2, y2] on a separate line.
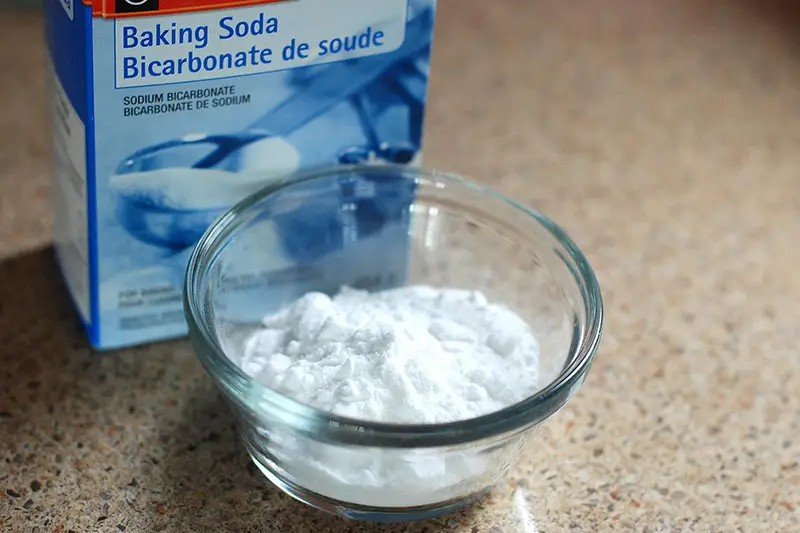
[242, 286, 541, 423]
[238, 286, 541, 507]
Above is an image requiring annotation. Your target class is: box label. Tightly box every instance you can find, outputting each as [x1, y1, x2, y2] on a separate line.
[115, 0, 408, 88]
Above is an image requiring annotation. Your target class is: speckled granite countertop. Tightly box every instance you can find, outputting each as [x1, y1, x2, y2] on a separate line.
[2, 1, 800, 531]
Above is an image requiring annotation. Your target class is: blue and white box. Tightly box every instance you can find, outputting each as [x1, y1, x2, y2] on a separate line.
[44, 0, 437, 349]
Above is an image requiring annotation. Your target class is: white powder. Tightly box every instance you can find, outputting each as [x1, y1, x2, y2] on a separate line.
[242, 286, 541, 424]
[236, 286, 541, 508]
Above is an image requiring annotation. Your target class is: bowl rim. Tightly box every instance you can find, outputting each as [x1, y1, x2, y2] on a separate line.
[183, 164, 603, 448]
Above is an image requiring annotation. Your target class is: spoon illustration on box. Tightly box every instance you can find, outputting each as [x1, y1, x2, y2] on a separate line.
[110, 5, 434, 256]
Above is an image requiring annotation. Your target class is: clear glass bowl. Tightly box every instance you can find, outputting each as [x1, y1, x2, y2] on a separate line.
[183, 165, 603, 522]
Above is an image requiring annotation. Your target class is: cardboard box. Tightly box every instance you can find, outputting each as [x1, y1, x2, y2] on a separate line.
[44, 0, 437, 348]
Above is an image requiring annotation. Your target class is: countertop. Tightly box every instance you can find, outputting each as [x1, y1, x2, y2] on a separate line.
[2, 1, 799, 531]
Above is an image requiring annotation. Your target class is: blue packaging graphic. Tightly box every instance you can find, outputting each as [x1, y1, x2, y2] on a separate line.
[44, 0, 437, 349]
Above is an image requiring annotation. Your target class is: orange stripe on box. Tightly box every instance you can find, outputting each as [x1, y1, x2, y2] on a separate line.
[79, 0, 101, 15]
[98, 0, 287, 18]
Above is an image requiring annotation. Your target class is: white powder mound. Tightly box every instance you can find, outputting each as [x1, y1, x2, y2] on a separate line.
[241, 285, 541, 424]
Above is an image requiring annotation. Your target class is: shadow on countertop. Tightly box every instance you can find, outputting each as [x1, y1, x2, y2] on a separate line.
[0, 248, 488, 532]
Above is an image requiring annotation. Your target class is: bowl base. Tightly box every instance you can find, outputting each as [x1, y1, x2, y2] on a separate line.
[247, 452, 490, 523]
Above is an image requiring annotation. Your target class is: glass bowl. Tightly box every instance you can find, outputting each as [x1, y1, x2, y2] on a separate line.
[183, 165, 603, 522]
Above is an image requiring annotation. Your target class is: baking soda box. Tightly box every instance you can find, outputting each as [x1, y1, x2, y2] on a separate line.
[45, 0, 437, 349]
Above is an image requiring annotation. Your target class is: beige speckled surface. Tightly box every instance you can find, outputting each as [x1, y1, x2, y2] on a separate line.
[2, 1, 800, 531]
